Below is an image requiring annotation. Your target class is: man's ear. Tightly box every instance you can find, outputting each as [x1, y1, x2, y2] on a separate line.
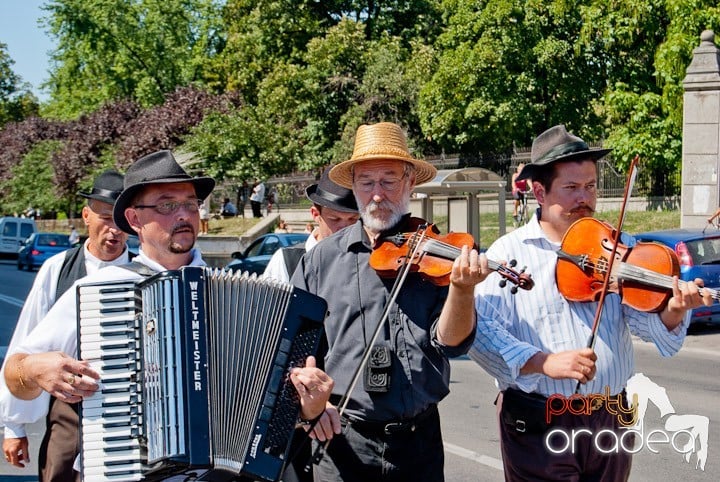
[533, 182, 545, 205]
[82, 205, 91, 226]
[125, 208, 143, 234]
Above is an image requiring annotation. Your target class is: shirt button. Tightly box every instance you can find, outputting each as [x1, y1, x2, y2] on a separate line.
[398, 351, 406, 357]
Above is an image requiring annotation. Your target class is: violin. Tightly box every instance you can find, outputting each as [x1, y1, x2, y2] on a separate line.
[369, 224, 534, 292]
[556, 217, 720, 312]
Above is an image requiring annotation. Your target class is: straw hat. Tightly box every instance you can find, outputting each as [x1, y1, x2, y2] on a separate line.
[113, 150, 215, 234]
[329, 122, 437, 189]
[518, 125, 611, 181]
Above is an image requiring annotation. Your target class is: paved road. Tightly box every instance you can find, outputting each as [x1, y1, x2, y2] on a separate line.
[0, 258, 718, 481]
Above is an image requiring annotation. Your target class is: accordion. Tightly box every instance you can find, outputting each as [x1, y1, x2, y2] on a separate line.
[76, 267, 327, 481]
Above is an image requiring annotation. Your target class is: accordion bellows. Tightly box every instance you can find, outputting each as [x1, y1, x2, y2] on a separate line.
[77, 267, 327, 481]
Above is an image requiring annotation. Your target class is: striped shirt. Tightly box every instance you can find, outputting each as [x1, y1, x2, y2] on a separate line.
[469, 210, 689, 397]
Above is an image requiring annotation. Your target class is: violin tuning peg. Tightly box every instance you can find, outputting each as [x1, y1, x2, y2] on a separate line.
[521, 266, 527, 274]
[511, 286, 518, 294]
[499, 279, 507, 288]
[509, 259, 517, 268]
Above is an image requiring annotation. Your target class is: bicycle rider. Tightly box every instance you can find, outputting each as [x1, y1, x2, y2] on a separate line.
[512, 162, 530, 222]
[707, 207, 720, 226]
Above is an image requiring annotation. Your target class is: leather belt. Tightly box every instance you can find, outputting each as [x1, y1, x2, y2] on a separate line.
[342, 404, 438, 436]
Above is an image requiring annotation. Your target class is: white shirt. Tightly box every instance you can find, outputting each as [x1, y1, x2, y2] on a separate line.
[263, 231, 319, 283]
[469, 212, 689, 397]
[250, 182, 265, 203]
[0, 249, 205, 431]
[0, 241, 131, 438]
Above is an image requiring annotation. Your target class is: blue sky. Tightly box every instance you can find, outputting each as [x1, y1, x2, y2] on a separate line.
[0, 1, 55, 101]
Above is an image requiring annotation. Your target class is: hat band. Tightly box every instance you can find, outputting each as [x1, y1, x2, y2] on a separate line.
[314, 186, 353, 206]
[535, 141, 590, 164]
[89, 187, 122, 200]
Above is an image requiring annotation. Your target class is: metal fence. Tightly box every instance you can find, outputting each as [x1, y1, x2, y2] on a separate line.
[259, 147, 681, 207]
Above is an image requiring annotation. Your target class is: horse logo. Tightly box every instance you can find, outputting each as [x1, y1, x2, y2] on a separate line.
[625, 373, 709, 470]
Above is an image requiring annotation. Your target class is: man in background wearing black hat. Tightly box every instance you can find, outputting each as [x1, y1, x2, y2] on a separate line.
[264, 167, 358, 482]
[0, 169, 132, 480]
[469, 125, 711, 481]
[2, 151, 332, 479]
[264, 167, 359, 284]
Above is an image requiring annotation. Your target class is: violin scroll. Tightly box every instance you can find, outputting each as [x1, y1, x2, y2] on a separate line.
[494, 259, 534, 293]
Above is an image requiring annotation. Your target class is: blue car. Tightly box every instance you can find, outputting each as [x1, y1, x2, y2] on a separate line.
[17, 232, 72, 271]
[635, 228, 720, 325]
[226, 233, 308, 276]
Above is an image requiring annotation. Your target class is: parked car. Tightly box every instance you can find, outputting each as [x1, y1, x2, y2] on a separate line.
[635, 228, 720, 325]
[0, 216, 37, 255]
[17, 232, 72, 271]
[226, 233, 308, 276]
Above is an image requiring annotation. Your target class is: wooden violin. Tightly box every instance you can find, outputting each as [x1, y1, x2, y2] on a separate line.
[556, 217, 720, 312]
[369, 224, 534, 292]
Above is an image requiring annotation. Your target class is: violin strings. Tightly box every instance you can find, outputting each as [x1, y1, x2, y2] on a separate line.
[567, 254, 720, 301]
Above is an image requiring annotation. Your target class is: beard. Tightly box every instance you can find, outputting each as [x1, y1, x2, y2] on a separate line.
[357, 195, 409, 232]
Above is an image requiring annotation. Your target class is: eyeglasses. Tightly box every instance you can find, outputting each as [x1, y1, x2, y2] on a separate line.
[134, 199, 202, 215]
[353, 174, 406, 193]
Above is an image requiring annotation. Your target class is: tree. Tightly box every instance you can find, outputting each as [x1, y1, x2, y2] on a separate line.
[42, 0, 226, 118]
[0, 42, 39, 127]
[580, 0, 720, 193]
[0, 141, 64, 217]
[418, 0, 609, 155]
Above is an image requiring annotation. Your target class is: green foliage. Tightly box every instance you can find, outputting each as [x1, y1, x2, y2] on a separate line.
[0, 43, 39, 127]
[41, 0, 226, 119]
[0, 141, 65, 216]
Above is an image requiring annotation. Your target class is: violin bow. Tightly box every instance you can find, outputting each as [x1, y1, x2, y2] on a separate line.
[575, 154, 639, 394]
[307, 225, 430, 468]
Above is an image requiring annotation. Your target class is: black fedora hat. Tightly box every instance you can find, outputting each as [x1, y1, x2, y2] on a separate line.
[78, 170, 124, 205]
[517, 125, 611, 181]
[306, 167, 358, 213]
[113, 150, 215, 234]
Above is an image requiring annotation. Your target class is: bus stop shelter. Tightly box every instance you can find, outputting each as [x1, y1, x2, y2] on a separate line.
[410, 167, 508, 244]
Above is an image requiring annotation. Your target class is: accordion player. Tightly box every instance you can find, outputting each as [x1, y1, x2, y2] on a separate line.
[76, 266, 327, 481]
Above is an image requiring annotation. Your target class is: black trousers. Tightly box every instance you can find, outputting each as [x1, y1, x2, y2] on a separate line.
[498, 390, 634, 482]
[250, 200, 262, 217]
[312, 405, 444, 482]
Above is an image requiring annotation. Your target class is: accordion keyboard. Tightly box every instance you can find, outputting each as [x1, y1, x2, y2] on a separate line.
[77, 281, 144, 481]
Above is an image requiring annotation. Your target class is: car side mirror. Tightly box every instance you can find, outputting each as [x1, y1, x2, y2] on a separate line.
[230, 251, 245, 260]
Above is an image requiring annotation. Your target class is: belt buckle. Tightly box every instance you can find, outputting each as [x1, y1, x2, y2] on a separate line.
[383, 421, 415, 435]
[515, 419, 526, 433]
[591, 397, 604, 412]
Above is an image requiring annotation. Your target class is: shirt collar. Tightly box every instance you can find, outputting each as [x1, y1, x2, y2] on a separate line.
[82, 240, 131, 270]
[133, 248, 206, 272]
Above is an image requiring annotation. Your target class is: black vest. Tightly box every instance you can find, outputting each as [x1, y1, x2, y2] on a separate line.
[282, 245, 307, 279]
[55, 246, 136, 300]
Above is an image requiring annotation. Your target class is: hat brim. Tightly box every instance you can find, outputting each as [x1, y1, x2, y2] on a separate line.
[112, 177, 215, 235]
[305, 184, 358, 213]
[78, 192, 118, 205]
[517, 148, 611, 181]
[329, 156, 437, 189]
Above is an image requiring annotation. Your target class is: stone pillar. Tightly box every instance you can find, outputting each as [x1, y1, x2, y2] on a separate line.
[682, 30, 720, 228]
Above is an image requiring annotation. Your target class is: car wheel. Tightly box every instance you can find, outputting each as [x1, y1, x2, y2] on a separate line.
[26, 262, 34, 272]
[17, 259, 23, 270]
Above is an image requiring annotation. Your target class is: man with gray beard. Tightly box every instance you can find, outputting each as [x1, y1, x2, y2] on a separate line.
[291, 122, 492, 482]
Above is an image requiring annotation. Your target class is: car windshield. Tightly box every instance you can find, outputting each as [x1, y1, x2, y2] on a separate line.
[37, 234, 70, 247]
[686, 238, 720, 265]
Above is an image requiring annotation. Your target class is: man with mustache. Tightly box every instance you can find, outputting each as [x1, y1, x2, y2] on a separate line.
[470, 125, 712, 481]
[292, 122, 492, 481]
[3, 150, 333, 479]
[1, 170, 131, 480]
